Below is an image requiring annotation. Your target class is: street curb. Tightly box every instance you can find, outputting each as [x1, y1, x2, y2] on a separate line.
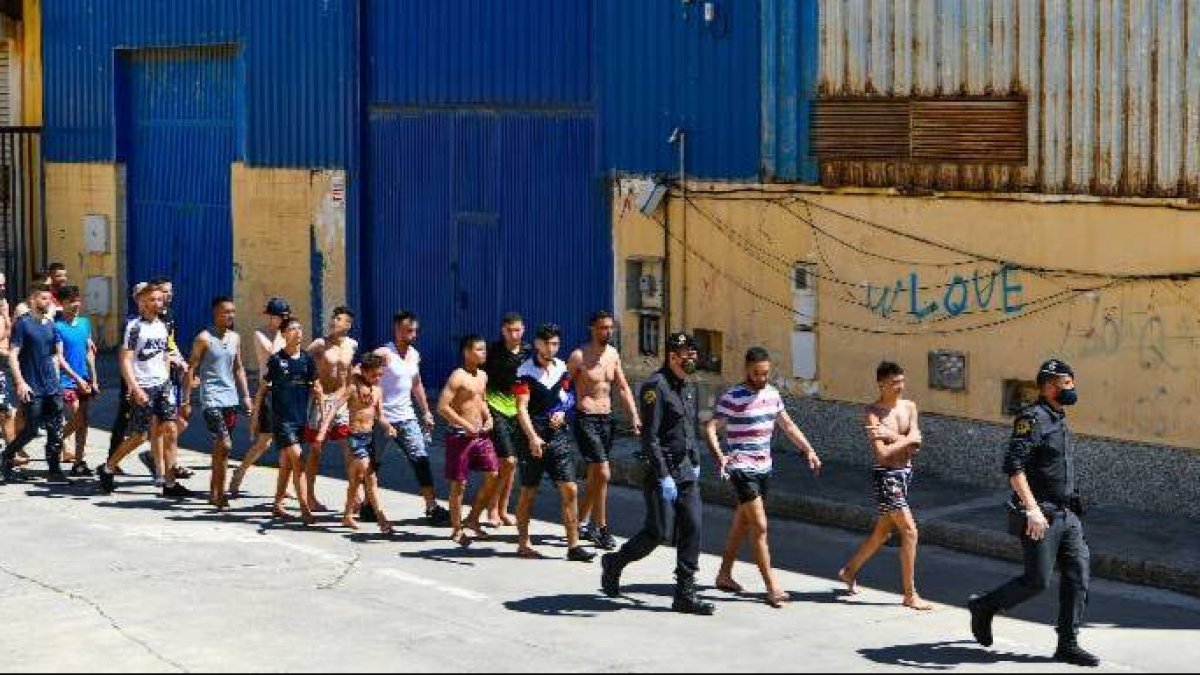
[609, 456, 1200, 599]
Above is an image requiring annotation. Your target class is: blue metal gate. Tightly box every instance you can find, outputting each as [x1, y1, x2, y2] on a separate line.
[364, 111, 608, 386]
[118, 46, 239, 344]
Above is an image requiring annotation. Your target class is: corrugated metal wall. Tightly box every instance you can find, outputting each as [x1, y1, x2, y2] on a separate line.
[815, 0, 1200, 197]
[598, 0, 762, 179]
[364, 1, 610, 384]
[120, 46, 238, 343]
[367, 0, 591, 107]
[42, 0, 355, 168]
[762, 0, 819, 181]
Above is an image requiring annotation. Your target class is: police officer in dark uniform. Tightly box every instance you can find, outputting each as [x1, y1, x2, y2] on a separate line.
[968, 359, 1099, 667]
[601, 332, 714, 616]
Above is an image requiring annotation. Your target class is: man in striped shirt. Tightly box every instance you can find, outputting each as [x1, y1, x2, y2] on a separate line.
[704, 347, 822, 608]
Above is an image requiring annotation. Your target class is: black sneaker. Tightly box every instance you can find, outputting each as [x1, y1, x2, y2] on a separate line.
[601, 553, 622, 598]
[594, 527, 618, 551]
[968, 595, 994, 647]
[97, 464, 116, 494]
[1054, 641, 1100, 668]
[567, 546, 597, 563]
[46, 470, 70, 485]
[138, 450, 155, 475]
[425, 504, 451, 527]
[70, 462, 94, 478]
[2, 468, 26, 484]
[162, 482, 194, 500]
[579, 522, 597, 543]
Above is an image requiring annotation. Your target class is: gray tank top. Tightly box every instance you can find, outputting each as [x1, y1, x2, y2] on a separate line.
[198, 328, 240, 409]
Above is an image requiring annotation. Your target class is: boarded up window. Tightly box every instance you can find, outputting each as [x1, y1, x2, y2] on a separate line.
[813, 98, 1027, 165]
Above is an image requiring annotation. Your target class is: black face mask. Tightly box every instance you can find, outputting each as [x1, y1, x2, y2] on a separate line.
[681, 357, 698, 375]
[1057, 388, 1078, 406]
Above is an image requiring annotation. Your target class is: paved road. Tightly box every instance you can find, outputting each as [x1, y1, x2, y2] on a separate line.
[0, 437, 1195, 673]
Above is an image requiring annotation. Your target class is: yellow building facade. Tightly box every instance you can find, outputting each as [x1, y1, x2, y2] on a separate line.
[615, 179, 1200, 451]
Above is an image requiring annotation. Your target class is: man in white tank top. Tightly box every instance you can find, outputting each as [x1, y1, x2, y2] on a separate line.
[371, 311, 450, 526]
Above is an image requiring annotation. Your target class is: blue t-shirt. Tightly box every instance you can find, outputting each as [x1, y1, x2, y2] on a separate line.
[265, 349, 317, 427]
[55, 316, 93, 391]
[11, 315, 62, 397]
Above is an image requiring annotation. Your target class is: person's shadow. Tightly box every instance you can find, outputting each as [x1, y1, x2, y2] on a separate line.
[504, 584, 679, 617]
[858, 640, 1055, 670]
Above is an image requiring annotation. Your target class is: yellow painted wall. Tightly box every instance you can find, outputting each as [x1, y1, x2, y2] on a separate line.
[44, 162, 125, 347]
[19, 0, 41, 126]
[614, 179, 1200, 449]
[231, 164, 346, 369]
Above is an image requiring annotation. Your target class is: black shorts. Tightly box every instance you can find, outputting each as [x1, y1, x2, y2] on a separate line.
[517, 427, 575, 488]
[203, 407, 239, 444]
[273, 421, 305, 449]
[573, 413, 614, 465]
[489, 409, 520, 460]
[873, 467, 913, 514]
[129, 384, 177, 435]
[729, 469, 770, 504]
[256, 396, 275, 435]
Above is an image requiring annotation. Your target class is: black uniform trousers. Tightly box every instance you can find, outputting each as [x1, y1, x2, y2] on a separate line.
[611, 475, 702, 583]
[977, 506, 1090, 638]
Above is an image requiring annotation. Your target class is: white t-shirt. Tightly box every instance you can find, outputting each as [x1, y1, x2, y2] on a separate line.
[381, 343, 420, 423]
[123, 317, 171, 388]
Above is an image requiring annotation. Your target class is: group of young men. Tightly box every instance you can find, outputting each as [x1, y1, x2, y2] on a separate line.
[0, 266, 1101, 665]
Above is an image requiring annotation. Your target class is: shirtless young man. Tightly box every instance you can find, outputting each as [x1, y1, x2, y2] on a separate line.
[569, 311, 641, 551]
[305, 306, 358, 512]
[437, 336, 501, 547]
[341, 352, 393, 534]
[229, 298, 290, 496]
[838, 361, 933, 611]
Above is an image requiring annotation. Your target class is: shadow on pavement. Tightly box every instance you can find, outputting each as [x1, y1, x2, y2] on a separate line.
[857, 640, 1055, 670]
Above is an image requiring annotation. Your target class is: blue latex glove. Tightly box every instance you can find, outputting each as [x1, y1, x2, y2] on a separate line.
[659, 476, 679, 503]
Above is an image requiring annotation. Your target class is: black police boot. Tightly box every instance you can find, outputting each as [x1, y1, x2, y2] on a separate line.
[1054, 638, 1100, 667]
[967, 595, 994, 647]
[600, 553, 623, 598]
[672, 578, 716, 616]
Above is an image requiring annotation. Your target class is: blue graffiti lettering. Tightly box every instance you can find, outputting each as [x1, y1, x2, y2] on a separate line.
[864, 267, 1026, 322]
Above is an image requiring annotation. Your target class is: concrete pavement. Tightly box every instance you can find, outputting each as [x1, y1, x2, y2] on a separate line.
[1, 435, 1198, 672]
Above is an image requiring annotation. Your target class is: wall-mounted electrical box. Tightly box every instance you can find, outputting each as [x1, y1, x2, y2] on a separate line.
[85, 276, 112, 317]
[83, 214, 110, 254]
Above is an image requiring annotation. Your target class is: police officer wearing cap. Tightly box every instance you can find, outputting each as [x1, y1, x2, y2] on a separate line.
[968, 359, 1099, 667]
[601, 332, 714, 615]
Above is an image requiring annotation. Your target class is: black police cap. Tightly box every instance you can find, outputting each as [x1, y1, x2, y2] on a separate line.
[667, 332, 697, 353]
[1038, 359, 1074, 380]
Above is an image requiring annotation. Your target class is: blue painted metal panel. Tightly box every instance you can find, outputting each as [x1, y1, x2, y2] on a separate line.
[364, 111, 610, 386]
[366, 0, 592, 107]
[598, 0, 762, 179]
[43, 0, 355, 168]
[761, 0, 819, 182]
[119, 47, 238, 344]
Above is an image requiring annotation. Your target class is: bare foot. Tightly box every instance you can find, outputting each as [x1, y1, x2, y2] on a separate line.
[903, 595, 934, 611]
[451, 530, 473, 548]
[229, 468, 246, 494]
[342, 516, 359, 530]
[766, 590, 791, 609]
[272, 505, 292, 520]
[838, 568, 859, 595]
[467, 522, 491, 540]
[516, 546, 545, 560]
[499, 513, 517, 527]
[377, 515, 393, 535]
[309, 500, 329, 513]
[715, 575, 744, 594]
[301, 511, 317, 526]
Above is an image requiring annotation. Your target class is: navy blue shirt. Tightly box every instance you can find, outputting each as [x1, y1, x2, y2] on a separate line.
[11, 314, 62, 397]
[265, 349, 317, 427]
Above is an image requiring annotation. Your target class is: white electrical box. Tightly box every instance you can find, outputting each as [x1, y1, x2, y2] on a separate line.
[85, 276, 112, 316]
[639, 260, 664, 310]
[83, 214, 110, 254]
